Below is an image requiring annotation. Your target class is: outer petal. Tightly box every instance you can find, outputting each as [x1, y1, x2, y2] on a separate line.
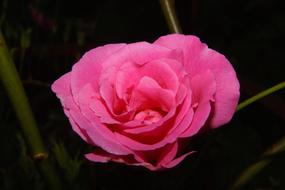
[85, 146, 194, 171]
[63, 101, 90, 142]
[190, 70, 216, 104]
[77, 84, 119, 124]
[63, 98, 131, 155]
[53, 79, 131, 155]
[206, 57, 240, 127]
[99, 41, 172, 78]
[71, 43, 126, 103]
[51, 73, 90, 141]
[162, 151, 195, 169]
[156, 142, 179, 166]
[180, 70, 216, 137]
[195, 49, 240, 128]
[132, 142, 180, 170]
[154, 34, 240, 128]
[126, 42, 171, 66]
[51, 72, 71, 99]
[85, 150, 148, 168]
[180, 103, 211, 138]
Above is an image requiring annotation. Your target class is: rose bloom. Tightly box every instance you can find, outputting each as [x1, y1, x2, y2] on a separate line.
[52, 34, 240, 170]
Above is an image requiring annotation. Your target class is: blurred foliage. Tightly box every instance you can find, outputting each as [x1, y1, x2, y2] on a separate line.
[20, 28, 32, 50]
[0, 0, 284, 190]
[52, 142, 82, 183]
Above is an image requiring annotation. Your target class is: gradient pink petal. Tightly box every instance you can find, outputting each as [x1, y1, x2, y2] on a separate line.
[157, 142, 179, 166]
[71, 44, 126, 103]
[114, 107, 192, 151]
[61, 93, 130, 155]
[85, 150, 152, 168]
[70, 109, 130, 155]
[140, 59, 179, 93]
[162, 151, 195, 169]
[122, 108, 175, 134]
[154, 34, 239, 128]
[77, 84, 120, 124]
[180, 103, 211, 138]
[130, 76, 175, 112]
[190, 70, 216, 104]
[126, 42, 171, 65]
[114, 93, 193, 151]
[115, 62, 141, 101]
[51, 73, 71, 99]
[51, 73, 90, 141]
[131, 142, 179, 170]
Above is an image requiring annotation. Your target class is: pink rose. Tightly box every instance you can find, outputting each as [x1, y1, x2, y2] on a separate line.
[52, 34, 240, 170]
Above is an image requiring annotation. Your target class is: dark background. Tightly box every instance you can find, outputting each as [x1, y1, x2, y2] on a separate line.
[0, 0, 284, 189]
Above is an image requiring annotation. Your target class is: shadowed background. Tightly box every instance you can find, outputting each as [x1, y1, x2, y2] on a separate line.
[0, 0, 284, 189]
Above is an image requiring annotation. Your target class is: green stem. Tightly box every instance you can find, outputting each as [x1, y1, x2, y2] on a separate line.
[236, 81, 285, 112]
[0, 30, 62, 190]
[230, 136, 285, 190]
[159, 0, 182, 33]
[230, 81, 285, 189]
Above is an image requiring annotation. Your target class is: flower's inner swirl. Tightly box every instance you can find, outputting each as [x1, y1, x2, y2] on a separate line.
[134, 109, 163, 124]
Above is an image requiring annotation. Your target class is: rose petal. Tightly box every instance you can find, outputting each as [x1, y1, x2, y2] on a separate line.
[85, 150, 152, 168]
[179, 70, 216, 137]
[73, 115, 130, 155]
[180, 103, 211, 138]
[62, 103, 90, 142]
[114, 108, 192, 151]
[122, 108, 176, 133]
[156, 142, 179, 166]
[99, 81, 135, 121]
[130, 76, 175, 112]
[162, 151, 195, 169]
[140, 59, 179, 93]
[51, 72, 71, 99]
[190, 70, 216, 104]
[134, 142, 194, 170]
[61, 95, 130, 155]
[126, 42, 171, 65]
[167, 91, 192, 135]
[77, 84, 120, 124]
[51, 74, 90, 141]
[99, 42, 171, 78]
[131, 142, 179, 170]
[71, 44, 126, 104]
[206, 57, 240, 127]
[154, 34, 239, 128]
[115, 62, 141, 101]
[114, 93, 193, 151]
[175, 84, 188, 105]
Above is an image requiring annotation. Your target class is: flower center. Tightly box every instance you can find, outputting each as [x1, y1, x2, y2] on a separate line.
[134, 109, 163, 124]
